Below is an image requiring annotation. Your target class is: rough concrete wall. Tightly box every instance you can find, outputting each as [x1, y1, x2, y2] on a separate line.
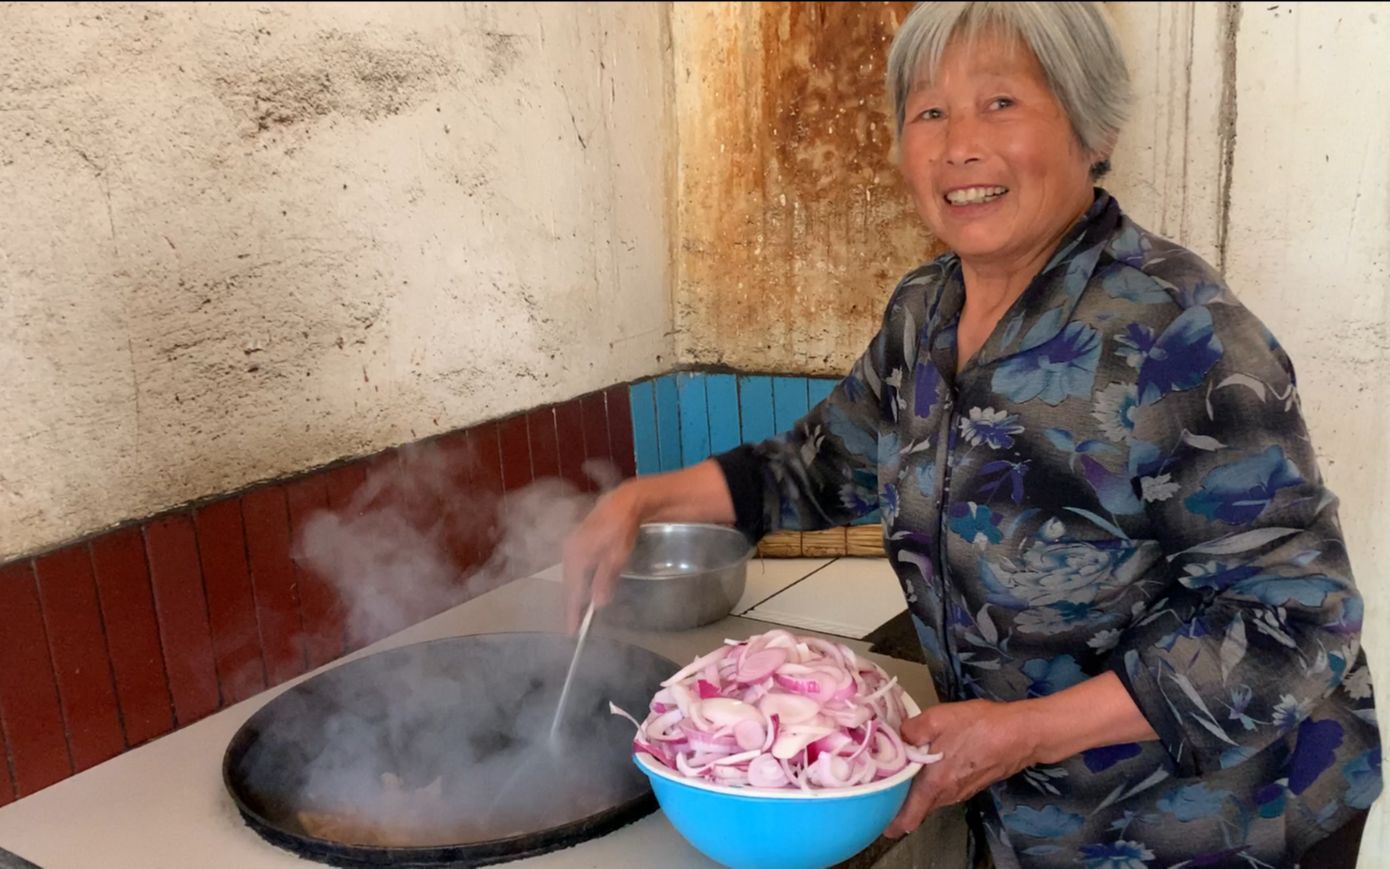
[671, 2, 940, 378]
[1103, 1, 1229, 266]
[0, 2, 674, 562]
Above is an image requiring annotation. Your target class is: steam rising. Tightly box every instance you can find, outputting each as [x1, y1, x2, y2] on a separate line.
[236, 633, 672, 847]
[295, 441, 611, 647]
[259, 438, 665, 849]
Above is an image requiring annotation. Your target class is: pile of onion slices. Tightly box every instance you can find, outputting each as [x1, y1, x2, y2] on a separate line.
[611, 629, 942, 790]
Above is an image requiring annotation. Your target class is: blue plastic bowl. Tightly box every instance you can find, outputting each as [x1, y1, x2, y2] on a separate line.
[633, 695, 924, 869]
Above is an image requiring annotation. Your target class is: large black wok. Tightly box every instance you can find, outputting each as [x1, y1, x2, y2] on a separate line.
[223, 632, 678, 867]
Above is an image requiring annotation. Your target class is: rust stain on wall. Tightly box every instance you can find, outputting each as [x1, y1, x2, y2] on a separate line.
[674, 2, 942, 376]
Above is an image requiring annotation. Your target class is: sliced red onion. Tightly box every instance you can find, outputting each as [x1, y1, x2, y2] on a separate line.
[663, 645, 733, 687]
[616, 629, 943, 791]
[735, 647, 788, 684]
[771, 724, 834, 760]
[757, 693, 820, 725]
[734, 719, 765, 751]
[747, 754, 788, 787]
[680, 721, 738, 755]
[700, 697, 764, 728]
[610, 701, 642, 730]
[869, 728, 907, 776]
[646, 708, 685, 742]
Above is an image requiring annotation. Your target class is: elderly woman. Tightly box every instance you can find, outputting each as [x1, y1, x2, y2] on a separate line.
[563, 2, 1381, 865]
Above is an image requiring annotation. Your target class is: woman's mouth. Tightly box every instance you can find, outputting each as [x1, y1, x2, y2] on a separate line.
[944, 186, 1008, 206]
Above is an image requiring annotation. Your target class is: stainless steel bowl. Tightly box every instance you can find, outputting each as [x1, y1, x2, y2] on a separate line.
[602, 523, 753, 631]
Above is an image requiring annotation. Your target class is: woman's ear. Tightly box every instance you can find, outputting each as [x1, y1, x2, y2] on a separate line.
[1088, 134, 1119, 180]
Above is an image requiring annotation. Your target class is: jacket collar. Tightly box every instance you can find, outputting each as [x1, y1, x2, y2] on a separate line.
[926, 190, 1121, 380]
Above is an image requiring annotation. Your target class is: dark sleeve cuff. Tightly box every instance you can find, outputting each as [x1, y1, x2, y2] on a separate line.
[712, 445, 769, 544]
[1107, 648, 1200, 779]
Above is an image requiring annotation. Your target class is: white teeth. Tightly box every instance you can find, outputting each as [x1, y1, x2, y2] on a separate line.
[945, 186, 1007, 205]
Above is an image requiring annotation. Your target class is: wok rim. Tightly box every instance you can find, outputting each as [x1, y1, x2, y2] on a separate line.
[222, 630, 679, 867]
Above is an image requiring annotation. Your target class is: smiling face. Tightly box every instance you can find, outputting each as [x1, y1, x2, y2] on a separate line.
[898, 30, 1099, 271]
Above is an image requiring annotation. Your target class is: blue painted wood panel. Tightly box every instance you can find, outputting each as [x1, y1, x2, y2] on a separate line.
[772, 377, 810, 434]
[706, 374, 742, 455]
[737, 376, 775, 444]
[653, 374, 682, 472]
[628, 381, 660, 475]
[676, 373, 710, 468]
[807, 377, 837, 409]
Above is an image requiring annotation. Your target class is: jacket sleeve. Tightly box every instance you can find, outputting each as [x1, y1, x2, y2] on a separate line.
[1107, 299, 1366, 777]
[712, 272, 929, 543]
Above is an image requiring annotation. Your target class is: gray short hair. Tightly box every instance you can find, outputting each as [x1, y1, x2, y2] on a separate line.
[887, 2, 1131, 174]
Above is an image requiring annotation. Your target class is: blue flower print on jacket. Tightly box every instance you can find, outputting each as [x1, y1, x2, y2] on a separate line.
[1079, 840, 1155, 869]
[1184, 445, 1304, 525]
[719, 190, 1379, 868]
[913, 360, 942, 419]
[948, 502, 1003, 547]
[986, 541, 1127, 608]
[1288, 718, 1345, 794]
[1342, 747, 1382, 809]
[1092, 383, 1139, 443]
[1177, 560, 1261, 593]
[1156, 783, 1232, 822]
[1014, 600, 1113, 636]
[992, 321, 1101, 405]
[1022, 654, 1086, 696]
[960, 407, 1025, 449]
[880, 482, 900, 526]
[1003, 804, 1086, 839]
[1136, 305, 1224, 404]
[1114, 323, 1154, 369]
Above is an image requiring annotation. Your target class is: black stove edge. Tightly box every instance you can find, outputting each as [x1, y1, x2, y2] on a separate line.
[0, 844, 41, 869]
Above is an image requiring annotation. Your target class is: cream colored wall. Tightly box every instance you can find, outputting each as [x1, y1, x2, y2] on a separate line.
[0, 2, 674, 562]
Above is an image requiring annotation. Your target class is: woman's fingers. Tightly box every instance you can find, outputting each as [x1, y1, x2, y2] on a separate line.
[592, 549, 629, 608]
[883, 710, 945, 836]
[901, 709, 940, 746]
[884, 764, 940, 838]
[560, 488, 642, 631]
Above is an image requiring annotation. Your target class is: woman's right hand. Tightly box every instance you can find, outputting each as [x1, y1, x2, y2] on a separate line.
[561, 481, 647, 632]
[560, 459, 740, 632]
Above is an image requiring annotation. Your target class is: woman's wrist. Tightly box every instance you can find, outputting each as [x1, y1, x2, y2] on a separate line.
[628, 460, 737, 526]
[1010, 672, 1160, 766]
[1009, 698, 1055, 766]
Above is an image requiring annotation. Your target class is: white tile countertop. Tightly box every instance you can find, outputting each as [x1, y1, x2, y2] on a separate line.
[0, 568, 941, 869]
[533, 556, 908, 639]
[742, 558, 908, 640]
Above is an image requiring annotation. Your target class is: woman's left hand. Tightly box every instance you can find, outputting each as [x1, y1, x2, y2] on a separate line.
[883, 699, 1041, 839]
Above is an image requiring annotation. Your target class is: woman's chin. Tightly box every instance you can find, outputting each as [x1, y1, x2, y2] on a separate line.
[941, 232, 1015, 263]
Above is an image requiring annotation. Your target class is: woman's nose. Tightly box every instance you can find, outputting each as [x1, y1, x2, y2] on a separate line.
[943, 115, 983, 166]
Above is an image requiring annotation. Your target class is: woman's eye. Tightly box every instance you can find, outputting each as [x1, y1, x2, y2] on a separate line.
[989, 97, 1015, 110]
[917, 107, 944, 121]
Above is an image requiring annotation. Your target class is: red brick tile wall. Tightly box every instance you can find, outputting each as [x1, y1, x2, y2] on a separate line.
[0, 387, 632, 802]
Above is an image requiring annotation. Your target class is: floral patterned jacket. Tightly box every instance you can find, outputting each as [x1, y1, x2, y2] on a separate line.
[716, 191, 1381, 867]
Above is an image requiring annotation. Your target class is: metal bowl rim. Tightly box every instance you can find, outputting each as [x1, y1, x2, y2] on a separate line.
[620, 523, 753, 582]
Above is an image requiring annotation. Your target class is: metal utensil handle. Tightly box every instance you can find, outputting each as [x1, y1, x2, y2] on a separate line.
[549, 600, 597, 745]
